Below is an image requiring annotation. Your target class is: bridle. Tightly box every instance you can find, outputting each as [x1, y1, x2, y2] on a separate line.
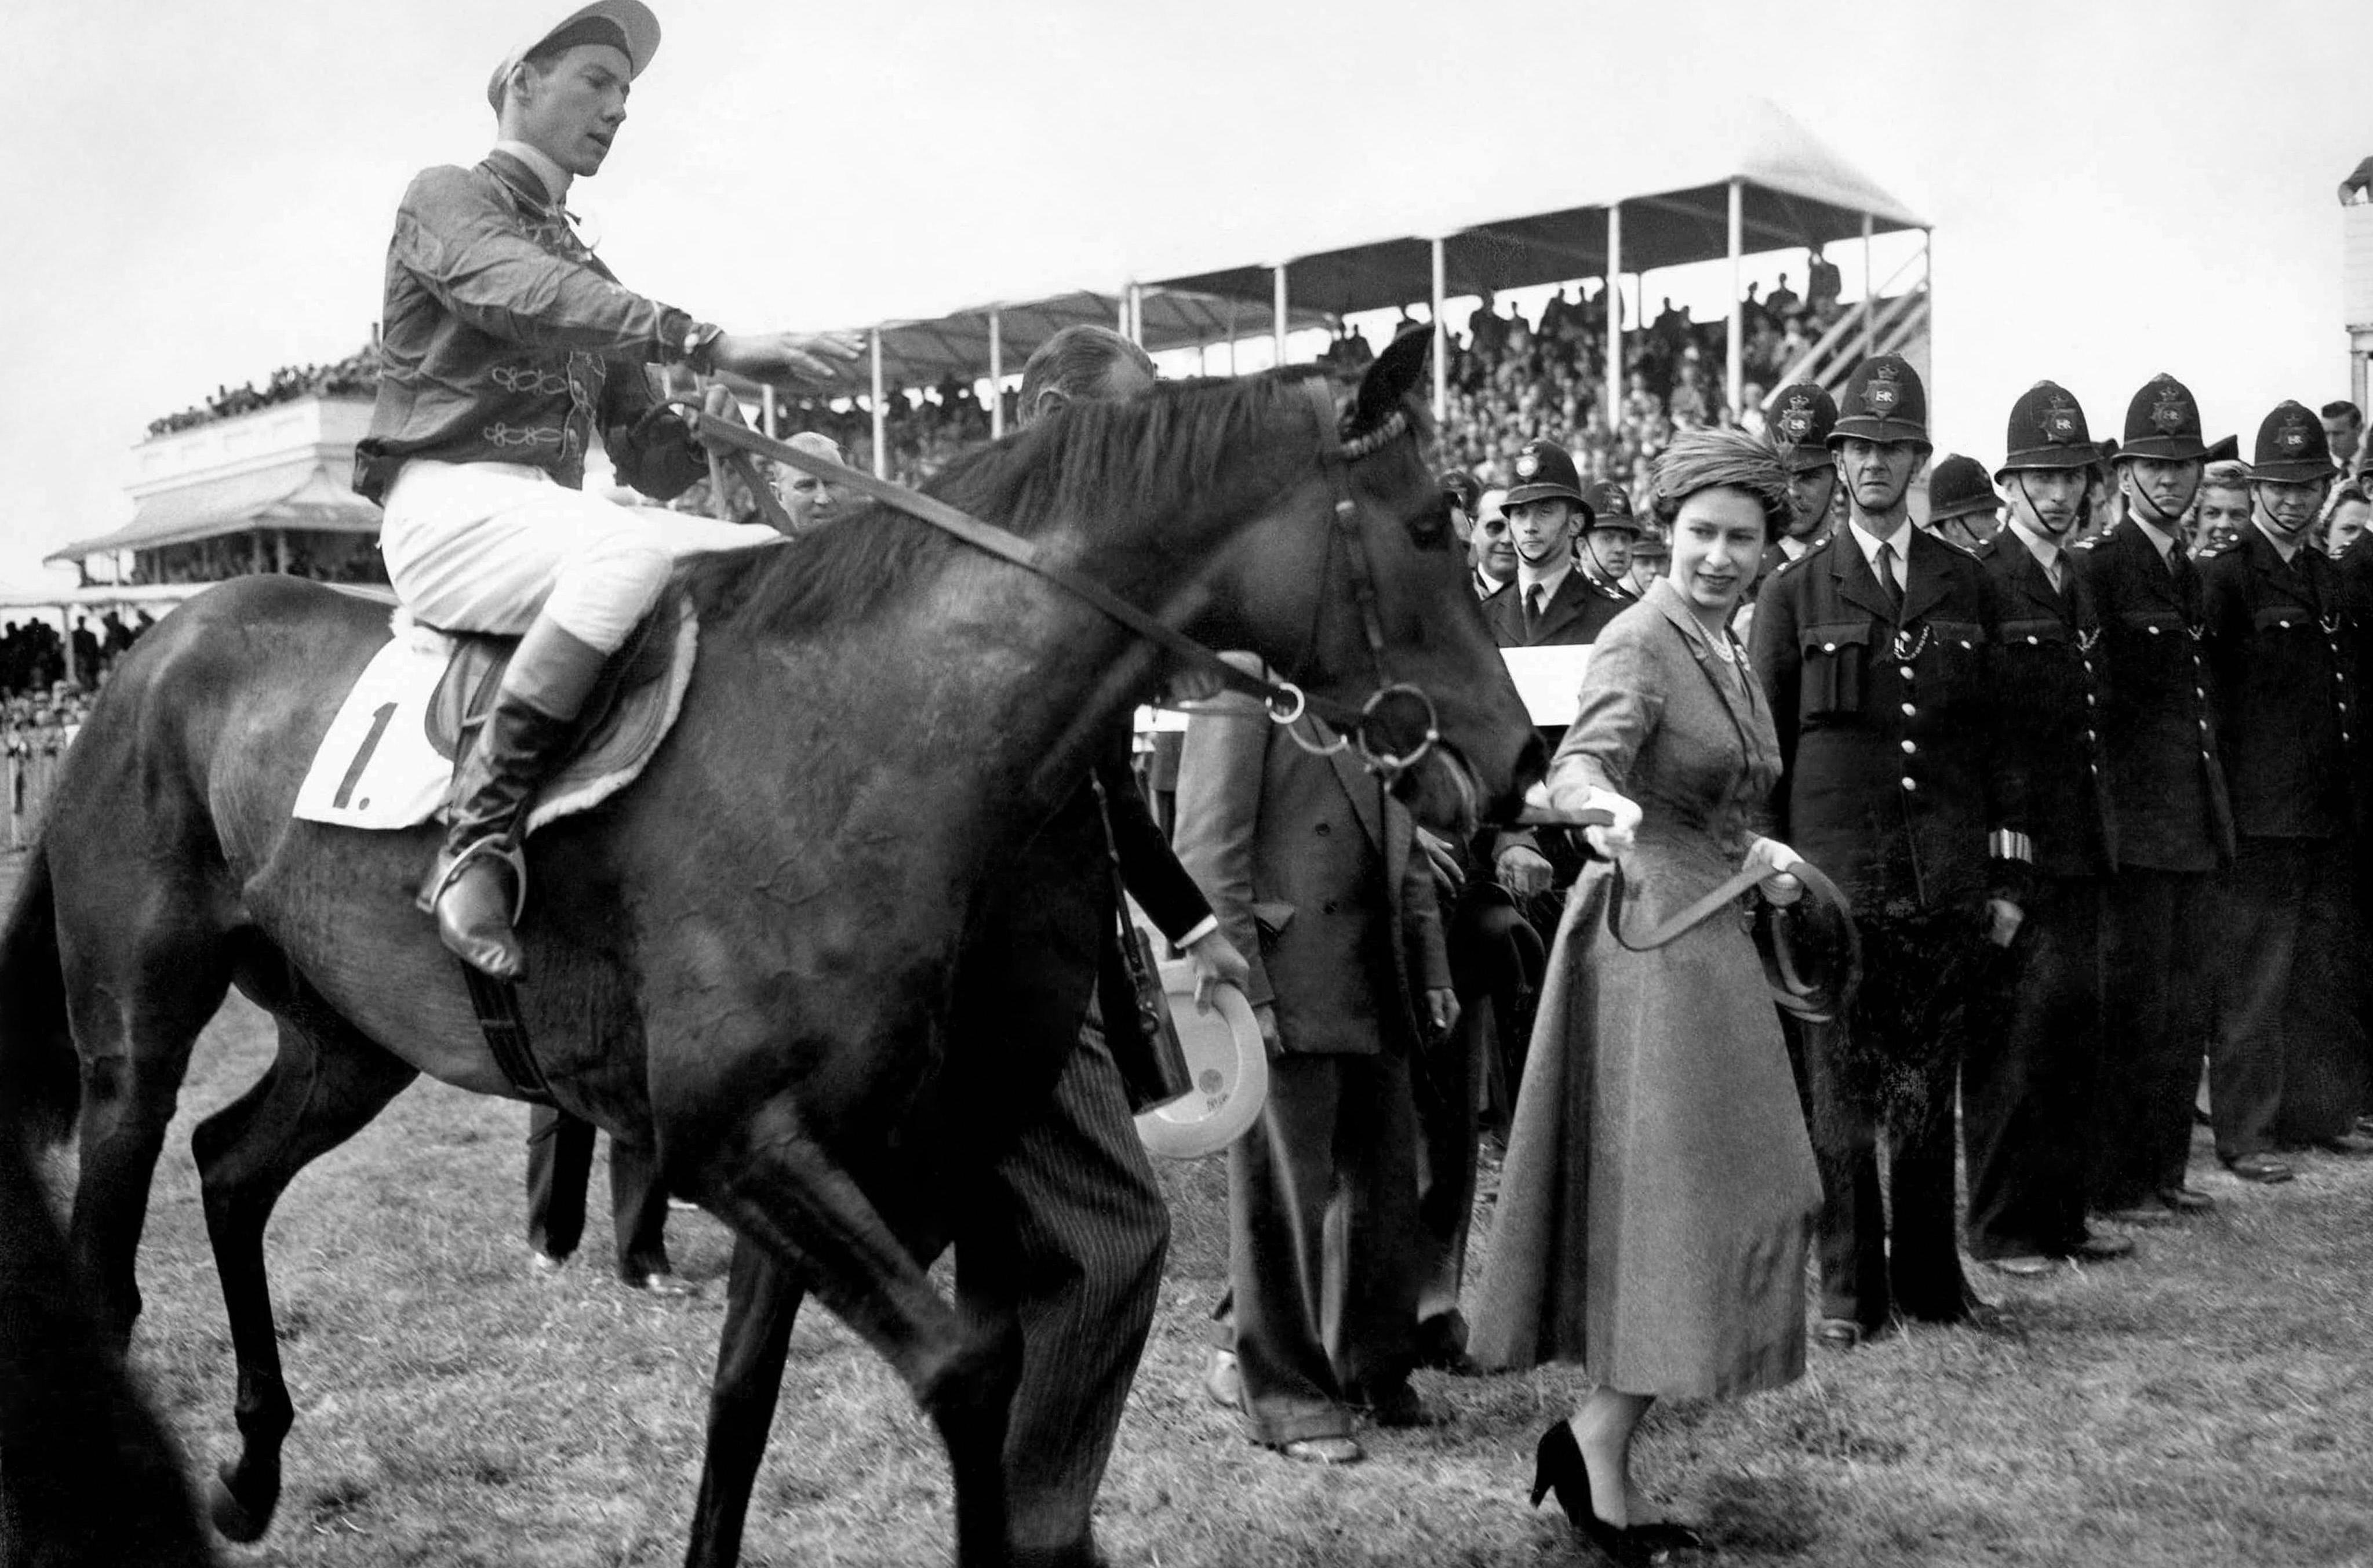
[671, 380, 1444, 783]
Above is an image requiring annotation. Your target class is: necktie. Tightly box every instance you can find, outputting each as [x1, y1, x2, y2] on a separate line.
[2047, 554, 2067, 596]
[1526, 583, 1545, 632]
[1876, 543, 1903, 619]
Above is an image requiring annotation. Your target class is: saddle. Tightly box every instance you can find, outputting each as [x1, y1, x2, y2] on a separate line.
[290, 592, 700, 837]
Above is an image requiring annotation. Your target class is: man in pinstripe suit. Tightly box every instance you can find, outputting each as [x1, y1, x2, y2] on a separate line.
[908, 323, 1248, 1568]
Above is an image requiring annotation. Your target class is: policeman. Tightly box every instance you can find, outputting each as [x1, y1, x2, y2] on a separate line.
[1764, 382, 1840, 573]
[1748, 353, 2028, 1347]
[1483, 439, 1629, 647]
[1961, 383, 2129, 1275]
[2073, 373, 2236, 1213]
[1924, 454, 2003, 551]
[1577, 478, 1645, 602]
[2199, 402, 2373, 1175]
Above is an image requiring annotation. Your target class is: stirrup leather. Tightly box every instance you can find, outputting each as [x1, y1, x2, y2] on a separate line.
[421, 835, 530, 927]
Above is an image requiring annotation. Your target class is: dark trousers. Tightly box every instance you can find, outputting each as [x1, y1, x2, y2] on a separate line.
[2094, 868, 2216, 1206]
[1962, 875, 2101, 1258]
[2210, 838, 2370, 1157]
[1800, 908, 2000, 1329]
[1413, 1004, 1479, 1341]
[1228, 1050, 1422, 1446]
[524, 1106, 669, 1279]
[945, 1027, 1170, 1552]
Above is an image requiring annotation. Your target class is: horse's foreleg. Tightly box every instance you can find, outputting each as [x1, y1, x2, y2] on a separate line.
[191, 1013, 416, 1544]
[683, 1234, 806, 1568]
[699, 1097, 1021, 1568]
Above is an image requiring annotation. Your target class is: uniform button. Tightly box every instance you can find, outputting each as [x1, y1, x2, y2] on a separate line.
[2279, 619, 2291, 629]
[2086, 693, 2097, 706]
[1901, 702, 1916, 717]
[1898, 665, 1915, 680]
[2199, 720, 2210, 732]
[2147, 625, 2161, 636]
[1823, 642, 1837, 653]
[1960, 639, 1974, 649]
[1901, 776, 1918, 792]
[2026, 634, 2040, 645]
[2087, 729, 2098, 742]
[2194, 687, 2205, 698]
[2090, 762, 2100, 773]
[1901, 740, 1917, 755]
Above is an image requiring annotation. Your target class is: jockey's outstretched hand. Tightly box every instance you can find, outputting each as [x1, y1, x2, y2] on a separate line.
[714, 330, 867, 385]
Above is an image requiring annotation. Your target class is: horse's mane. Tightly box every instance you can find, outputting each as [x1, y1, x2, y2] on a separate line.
[685, 367, 1335, 638]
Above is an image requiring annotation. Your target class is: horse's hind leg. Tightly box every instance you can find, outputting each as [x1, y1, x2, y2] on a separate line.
[190, 1001, 417, 1543]
[698, 1096, 1021, 1568]
[685, 1234, 805, 1568]
[61, 905, 234, 1347]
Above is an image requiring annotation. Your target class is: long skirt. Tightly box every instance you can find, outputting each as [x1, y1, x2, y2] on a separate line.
[1466, 842, 1819, 1398]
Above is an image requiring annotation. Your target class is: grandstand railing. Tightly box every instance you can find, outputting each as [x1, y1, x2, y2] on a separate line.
[1769, 249, 1932, 408]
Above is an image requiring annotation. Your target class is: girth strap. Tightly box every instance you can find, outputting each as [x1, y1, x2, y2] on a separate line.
[459, 965, 556, 1105]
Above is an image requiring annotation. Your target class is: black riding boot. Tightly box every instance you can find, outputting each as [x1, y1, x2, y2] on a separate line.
[418, 620, 609, 981]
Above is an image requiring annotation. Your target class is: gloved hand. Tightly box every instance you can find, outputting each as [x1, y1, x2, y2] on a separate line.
[1557, 784, 1642, 859]
[1744, 836, 1804, 906]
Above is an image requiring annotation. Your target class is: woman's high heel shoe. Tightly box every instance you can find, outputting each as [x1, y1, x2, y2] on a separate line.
[1530, 1421, 1654, 1565]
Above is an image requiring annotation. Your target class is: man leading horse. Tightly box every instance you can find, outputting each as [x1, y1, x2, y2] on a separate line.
[356, 0, 861, 980]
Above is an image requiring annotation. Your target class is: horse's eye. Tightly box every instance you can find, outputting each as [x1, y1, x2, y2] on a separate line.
[1406, 494, 1455, 551]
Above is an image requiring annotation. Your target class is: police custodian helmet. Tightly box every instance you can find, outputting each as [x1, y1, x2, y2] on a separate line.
[2117, 374, 2209, 464]
[1579, 479, 1642, 534]
[2247, 401, 2333, 483]
[1927, 454, 2001, 523]
[1996, 380, 2095, 480]
[1505, 437, 1595, 518]
[1767, 382, 1839, 472]
[1828, 354, 1931, 448]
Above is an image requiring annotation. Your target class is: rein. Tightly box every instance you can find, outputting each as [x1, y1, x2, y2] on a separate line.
[672, 387, 1442, 781]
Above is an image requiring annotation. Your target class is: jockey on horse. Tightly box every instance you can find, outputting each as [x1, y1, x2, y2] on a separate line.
[355, 0, 861, 981]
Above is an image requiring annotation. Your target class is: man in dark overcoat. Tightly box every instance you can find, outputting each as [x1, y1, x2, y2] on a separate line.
[1173, 686, 1456, 1465]
[2073, 373, 2237, 1212]
[2198, 402, 2373, 1178]
[1962, 382, 2131, 1274]
[1748, 354, 2029, 1348]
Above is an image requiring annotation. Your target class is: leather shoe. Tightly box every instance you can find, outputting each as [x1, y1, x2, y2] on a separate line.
[1359, 1386, 1450, 1429]
[2314, 1132, 2373, 1156]
[1277, 1436, 1363, 1465]
[2068, 1232, 2134, 1263]
[2225, 1152, 2295, 1184]
[625, 1270, 697, 1297]
[1413, 1313, 1482, 1375]
[1984, 1254, 2055, 1278]
[2156, 1185, 2215, 1213]
[1814, 1317, 1865, 1350]
[1202, 1349, 1240, 1410]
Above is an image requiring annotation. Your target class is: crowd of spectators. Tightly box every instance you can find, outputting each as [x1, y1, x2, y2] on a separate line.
[146, 347, 382, 438]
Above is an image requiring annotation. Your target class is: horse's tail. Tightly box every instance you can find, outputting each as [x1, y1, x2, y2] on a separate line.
[0, 846, 80, 1148]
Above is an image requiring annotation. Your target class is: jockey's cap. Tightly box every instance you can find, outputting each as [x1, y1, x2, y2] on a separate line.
[489, 1, 662, 113]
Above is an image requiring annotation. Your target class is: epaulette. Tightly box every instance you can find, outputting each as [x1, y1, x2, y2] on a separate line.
[1586, 574, 1632, 601]
[2071, 534, 2102, 551]
[1770, 550, 1815, 577]
[2193, 540, 2236, 560]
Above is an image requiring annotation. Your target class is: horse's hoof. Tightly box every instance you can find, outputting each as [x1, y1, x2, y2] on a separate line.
[208, 1460, 276, 1543]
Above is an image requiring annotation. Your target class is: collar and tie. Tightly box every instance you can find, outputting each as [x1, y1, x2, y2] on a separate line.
[1875, 541, 1904, 619]
[1524, 582, 1546, 632]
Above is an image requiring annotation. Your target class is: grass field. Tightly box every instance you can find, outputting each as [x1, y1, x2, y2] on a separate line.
[18, 849, 2373, 1567]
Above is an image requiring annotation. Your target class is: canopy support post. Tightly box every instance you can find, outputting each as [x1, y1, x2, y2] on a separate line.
[1430, 235, 1448, 423]
[1606, 205, 1623, 434]
[988, 308, 1003, 439]
[761, 384, 778, 440]
[1861, 211, 1876, 359]
[870, 328, 887, 480]
[1726, 178, 1745, 422]
[1273, 264, 1289, 367]
[1226, 298, 1238, 377]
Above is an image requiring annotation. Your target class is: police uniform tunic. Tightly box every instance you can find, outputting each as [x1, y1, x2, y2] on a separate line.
[1749, 523, 2023, 1328]
[1960, 527, 2115, 1258]
[2199, 525, 2370, 1156]
[2073, 518, 2236, 1206]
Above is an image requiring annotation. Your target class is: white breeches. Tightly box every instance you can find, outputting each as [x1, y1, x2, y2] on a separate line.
[380, 460, 782, 652]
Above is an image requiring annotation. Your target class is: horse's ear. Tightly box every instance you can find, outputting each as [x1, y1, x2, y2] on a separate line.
[1348, 326, 1432, 435]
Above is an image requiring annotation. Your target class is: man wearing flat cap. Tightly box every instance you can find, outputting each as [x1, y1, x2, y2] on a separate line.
[1923, 455, 2001, 552]
[2070, 374, 2236, 1216]
[1749, 354, 2028, 1348]
[2197, 402, 2373, 1178]
[1960, 382, 2128, 1278]
[357, 0, 860, 981]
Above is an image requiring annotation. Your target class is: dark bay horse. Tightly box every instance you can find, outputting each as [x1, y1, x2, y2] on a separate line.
[0, 335, 1539, 1565]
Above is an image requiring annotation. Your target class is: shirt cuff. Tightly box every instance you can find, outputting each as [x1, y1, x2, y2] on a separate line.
[1175, 915, 1220, 948]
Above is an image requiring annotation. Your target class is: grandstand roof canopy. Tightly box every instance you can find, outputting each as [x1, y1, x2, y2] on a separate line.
[844, 99, 1924, 385]
[48, 452, 379, 564]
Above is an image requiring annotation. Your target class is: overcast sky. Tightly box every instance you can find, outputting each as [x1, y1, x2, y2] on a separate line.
[3, 0, 2369, 585]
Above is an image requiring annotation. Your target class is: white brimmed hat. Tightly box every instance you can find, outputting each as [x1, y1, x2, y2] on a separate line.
[1134, 981, 1268, 1161]
[487, 1, 661, 112]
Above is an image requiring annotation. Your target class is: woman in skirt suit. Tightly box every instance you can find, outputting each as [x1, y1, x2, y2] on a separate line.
[1468, 428, 1821, 1563]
